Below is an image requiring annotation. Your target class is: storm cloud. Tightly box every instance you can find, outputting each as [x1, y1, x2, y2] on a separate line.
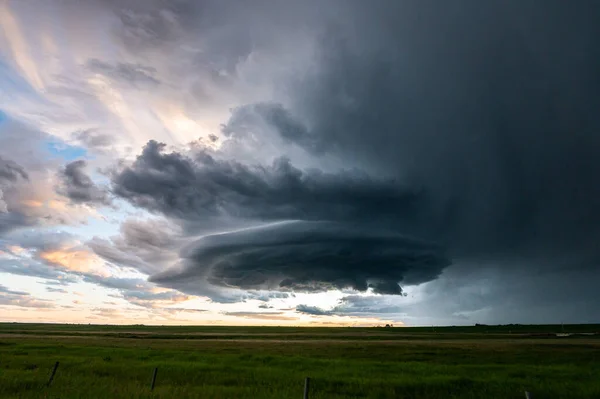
[0, 156, 28, 183]
[112, 140, 418, 224]
[149, 221, 449, 295]
[109, 137, 443, 296]
[222, 103, 320, 153]
[0, 155, 28, 214]
[106, 1, 600, 305]
[3, 0, 600, 324]
[88, 218, 182, 275]
[213, 1, 600, 262]
[58, 160, 111, 206]
[279, 1, 600, 262]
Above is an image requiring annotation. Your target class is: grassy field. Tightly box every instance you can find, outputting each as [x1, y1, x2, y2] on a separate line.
[0, 323, 599, 398]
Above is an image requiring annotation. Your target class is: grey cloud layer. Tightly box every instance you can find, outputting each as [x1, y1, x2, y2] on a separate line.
[207, 2, 600, 264]
[104, 2, 600, 310]
[5, 0, 599, 322]
[0, 156, 28, 183]
[72, 129, 115, 150]
[58, 160, 111, 206]
[108, 140, 438, 295]
[0, 155, 28, 215]
[0, 229, 185, 309]
[150, 221, 449, 295]
[296, 295, 404, 317]
[86, 59, 160, 88]
[112, 140, 417, 223]
[282, 1, 600, 261]
[0, 120, 99, 234]
[222, 103, 321, 154]
[89, 218, 182, 275]
[0, 285, 53, 311]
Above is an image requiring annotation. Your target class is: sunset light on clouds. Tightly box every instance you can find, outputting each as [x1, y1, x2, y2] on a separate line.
[1, 0, 600, 327]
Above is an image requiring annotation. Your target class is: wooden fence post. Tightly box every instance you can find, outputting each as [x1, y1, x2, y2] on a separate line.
[47, 361, 59, 387]
[150, 367, 158, 391]
[303, 377, 310, 399]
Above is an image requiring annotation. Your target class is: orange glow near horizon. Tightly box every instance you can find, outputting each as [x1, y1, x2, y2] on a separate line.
[38, 248, 109, 277]
[0, 306, 403, 327]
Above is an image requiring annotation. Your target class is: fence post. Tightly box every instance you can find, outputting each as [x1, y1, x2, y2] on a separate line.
[525, 391, 531, 399]
[303, 377, 310, 399]
[47, 361, 59, 387]
[150, 367, 158, 391]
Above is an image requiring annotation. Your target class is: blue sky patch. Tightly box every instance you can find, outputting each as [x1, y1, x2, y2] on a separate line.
[45, 139, 88, 161]
[0, 60, 40, 99]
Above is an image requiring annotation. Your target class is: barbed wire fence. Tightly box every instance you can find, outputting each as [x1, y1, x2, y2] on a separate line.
[41, 361, 536, 398]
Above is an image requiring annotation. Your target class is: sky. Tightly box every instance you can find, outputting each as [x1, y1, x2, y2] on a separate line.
[1, 0, 600, 327]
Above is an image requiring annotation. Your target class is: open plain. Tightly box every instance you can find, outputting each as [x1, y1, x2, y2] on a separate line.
[0, 323, 599, 398]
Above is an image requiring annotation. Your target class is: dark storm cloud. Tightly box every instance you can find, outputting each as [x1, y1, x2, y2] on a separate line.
[86, 59, 160, 88]
[111, 0, 187, 50]
[295, 304, 333, 316]
[89, 0, 600, 319]
[276, 0, 600, 261]
[173, 1, 600, 266]
[149, 221, 449, 295]
[88, 237, 150, 271]
[0, 156, 28, 218]
[222, 103, 320, 153]
[296, 296, 403, 317]
[111, 140, 418, 223]
[0, 212, 31, 236]
[0, 156, 29, 183]
[107, 0, 321, 59]
[250, 292, 290, 302]
[57, 160, 111, 206]
[108, 139, 440, 296]
[118, 218, 179, 251]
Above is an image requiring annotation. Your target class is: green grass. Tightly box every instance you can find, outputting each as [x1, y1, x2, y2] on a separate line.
[0, 324, 599, 398]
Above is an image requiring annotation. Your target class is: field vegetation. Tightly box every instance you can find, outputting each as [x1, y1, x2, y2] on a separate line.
[0, 323, 599, 398]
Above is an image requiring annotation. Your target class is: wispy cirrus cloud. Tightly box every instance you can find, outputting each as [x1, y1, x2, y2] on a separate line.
[0, 284, 54, 309]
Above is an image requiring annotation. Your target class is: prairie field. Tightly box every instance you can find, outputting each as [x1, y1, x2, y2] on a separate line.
[0, 323, 599, 399]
